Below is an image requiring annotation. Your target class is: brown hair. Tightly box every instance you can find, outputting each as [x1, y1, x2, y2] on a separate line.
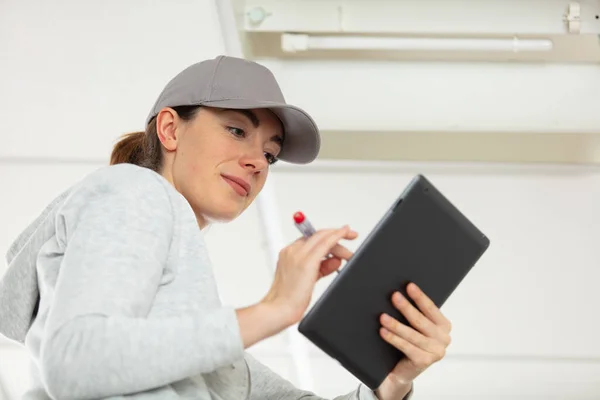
[110, 105, 201, 171]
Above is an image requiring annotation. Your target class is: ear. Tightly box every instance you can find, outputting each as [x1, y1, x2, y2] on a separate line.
[156, 108, 179, 151]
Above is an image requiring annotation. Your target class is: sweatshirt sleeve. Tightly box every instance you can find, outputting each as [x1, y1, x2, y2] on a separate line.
[39, 166, 245, 400]
[245, 353, 414, 400]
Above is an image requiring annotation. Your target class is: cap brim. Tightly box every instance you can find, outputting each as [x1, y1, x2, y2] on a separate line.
[200, 99, 320, 164]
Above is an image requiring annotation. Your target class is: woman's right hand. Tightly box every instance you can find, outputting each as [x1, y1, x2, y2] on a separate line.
[261, 225, 359, 327]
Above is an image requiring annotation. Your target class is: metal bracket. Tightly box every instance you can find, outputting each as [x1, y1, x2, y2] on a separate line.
[564, 2, 582, 34]
[246, 6, 272, 27]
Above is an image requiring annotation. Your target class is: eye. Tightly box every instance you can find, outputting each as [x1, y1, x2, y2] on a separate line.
[265, 152, 279, 165]
[227, 126, 245, 137]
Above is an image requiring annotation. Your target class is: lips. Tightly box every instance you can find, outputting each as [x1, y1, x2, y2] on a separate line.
[222, 174, 251, 197]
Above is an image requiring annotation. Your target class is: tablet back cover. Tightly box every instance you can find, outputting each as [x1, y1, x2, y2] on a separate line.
[298, 175, 490, 390]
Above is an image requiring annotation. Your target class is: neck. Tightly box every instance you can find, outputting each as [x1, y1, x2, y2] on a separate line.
[159, 166, 208, 230]
[197, 215, 209, 230]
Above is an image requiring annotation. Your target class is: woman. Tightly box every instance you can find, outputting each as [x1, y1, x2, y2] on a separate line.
[0, 55, 452, 399]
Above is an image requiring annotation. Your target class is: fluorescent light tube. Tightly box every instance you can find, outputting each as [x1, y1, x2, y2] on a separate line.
[281, 33, 553, 53]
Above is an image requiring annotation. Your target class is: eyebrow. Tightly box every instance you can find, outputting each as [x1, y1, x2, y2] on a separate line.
[224, 109, 284, 146]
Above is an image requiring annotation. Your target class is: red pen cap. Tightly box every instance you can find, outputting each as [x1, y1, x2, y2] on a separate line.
[293, 211, 305, 224]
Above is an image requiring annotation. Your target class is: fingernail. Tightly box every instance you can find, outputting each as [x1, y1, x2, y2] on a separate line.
[394, 292, 404, 304]
[381, 313, 391, 324]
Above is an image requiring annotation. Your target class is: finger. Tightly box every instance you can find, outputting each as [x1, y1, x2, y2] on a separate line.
[311, 227, 354, 261]
[301, 228, 339, 249]
[280, 230, 334, 264]
[302, 226, 350, 258]
[380, 313, 440, 353]
[303, 226, 356, 247]
[344, 229, 359, 240]
[392, 291, 437, 338]
[329, 242, 354, 261]
[319, 257, 342, 278]
[380, 328, 443, 372]
[406, 283, 452, 333]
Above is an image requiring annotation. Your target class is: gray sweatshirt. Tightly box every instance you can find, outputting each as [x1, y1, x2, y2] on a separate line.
[0, 163, 412, 400]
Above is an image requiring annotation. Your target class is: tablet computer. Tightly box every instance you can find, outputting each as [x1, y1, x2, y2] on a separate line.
[297, 174, 490, 390]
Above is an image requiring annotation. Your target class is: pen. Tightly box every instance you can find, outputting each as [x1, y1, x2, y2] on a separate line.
[293, 211, 316, 237]
[293, 211, 340, 274]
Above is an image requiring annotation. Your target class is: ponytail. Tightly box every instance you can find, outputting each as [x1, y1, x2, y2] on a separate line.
[110, 117, 162, 172]
[110, 131, 146, 166]
[110, 105, 201, 172]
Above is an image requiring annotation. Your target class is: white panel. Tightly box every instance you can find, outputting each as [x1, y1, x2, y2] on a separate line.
[268, 163, 600, 359]
[249, 352, 600, 399]
[259, 60, 600, 133]
[245, 0, 600, 35]
[410, 357, 600, 399]
[0, 0, 225, 160]
[339, 0, 600, 35]
[4, 344, 600, 398]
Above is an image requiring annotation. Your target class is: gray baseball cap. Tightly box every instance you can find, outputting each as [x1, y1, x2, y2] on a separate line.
[146, 55, 320, 164]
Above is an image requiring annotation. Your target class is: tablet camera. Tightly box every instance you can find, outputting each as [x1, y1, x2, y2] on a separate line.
[392, 198, 403, 212]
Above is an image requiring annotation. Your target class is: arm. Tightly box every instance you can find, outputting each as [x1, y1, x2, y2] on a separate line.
[39, 169, 245, 399]
[244, 353, 413, 400]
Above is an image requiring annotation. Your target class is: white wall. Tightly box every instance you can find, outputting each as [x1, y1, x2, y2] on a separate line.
[0, 0, 225, 161]
[258, 60, 600, 134]
[2, 0, 600, 399]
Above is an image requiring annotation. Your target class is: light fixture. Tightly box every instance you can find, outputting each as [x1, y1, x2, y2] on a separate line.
[281, 33, 554, 53]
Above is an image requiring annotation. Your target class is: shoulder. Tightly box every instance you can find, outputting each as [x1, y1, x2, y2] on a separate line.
[82, 163, 168, 193]
[55, 164, 177, 246]
[60, 164, 175, 221]
[71, 164, 172, 202]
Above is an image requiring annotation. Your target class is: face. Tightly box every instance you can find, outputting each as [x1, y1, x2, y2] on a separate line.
[156, 106, 283, 228]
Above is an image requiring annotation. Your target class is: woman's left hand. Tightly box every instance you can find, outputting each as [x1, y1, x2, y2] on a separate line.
[375, 282, 453, 400]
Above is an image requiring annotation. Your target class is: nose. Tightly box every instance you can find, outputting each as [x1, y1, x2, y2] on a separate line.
[240, 147, 269, 172]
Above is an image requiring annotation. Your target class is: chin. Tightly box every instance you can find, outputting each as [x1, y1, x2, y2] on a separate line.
[203, 203, 245, 224]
